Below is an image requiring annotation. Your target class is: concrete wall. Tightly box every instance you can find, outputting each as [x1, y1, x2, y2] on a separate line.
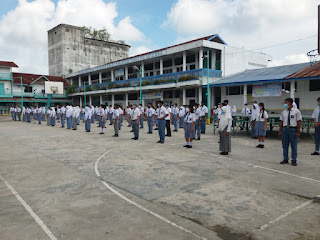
[0, 80, 11, 93]
[0, 67, 11, 74]
[48, 24, 130, 76]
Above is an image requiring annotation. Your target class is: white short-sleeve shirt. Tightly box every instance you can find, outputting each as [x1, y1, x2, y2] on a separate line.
[256, 110, 268, 122]
[280, 108, 302, 127]
[312, 107, 320, 122]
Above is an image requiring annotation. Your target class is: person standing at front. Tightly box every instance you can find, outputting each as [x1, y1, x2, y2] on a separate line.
[139, 104, 144, 128]
[251, 101, 259, 139]
[172, 104, 179, 132]
[165, 104, 172, 137]
[50, 107, 56, 126]
[100, 106, 107, 135]
[131, 104, 140, 140]
[146, 103, 155, 134]
[16, 106, 21, 121]
[200, 102, 208, 134]
[46, 107, 51, 125]
[179, 105, 185, 128]
[157, 101, 168, 144]
[218, 105, 232, 155]
[84, 106, 91, 132]
[60, 105, 66, 128]
[113, 105, 120, 137]
[183, 105, 196, 148]
[311, 97, 320, 155]
[278, 98, 302, 166]
[254, 103, 268, 148]
[195, 103, 201, 140]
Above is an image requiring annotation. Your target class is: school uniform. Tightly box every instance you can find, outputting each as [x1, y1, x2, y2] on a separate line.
[146, 107, 155, 133]
[241, 106, 251, 130]
[98, 108, 102, 127]
[109, 107, 114, 124]
[42, 107, 46, 121]
[66, 106, 73, 129]
[172, 107, 179, 131]
[37, 108, 42, 124]
[195, 107, 201, 139]
[139, 107, 144, 128]
[280, 108, 302, 163]
[100, 109, 107, 128]
[165, 107, 172, 137]
[251, 104, 259, 137]
[113, 108, 120, 136]
[26, 108, 31, 123]
[219, 107, 232, 154]
[77, 108, 81, 125]
[311, 106, 320, 153]
[16, 107, 21, 121]
[157, 106, 167, 143]
[56, 108, 61, 123]
[91, 107, 95, 124]
[126, 108, 132, 127]
[179, 106, 185, 128]
[184, 113, 196, 139]
[50, 108, 56, 126]
[10, 107, 14, 120]
[200, 105, 208, 134]
[72, 107, 78, 130]
[84, 107, 92, 132]
[46, 109, 51, 125]
[132, 107, 140, 139]
[154, 108, 158, 127]
[22, 107, 26, 122]
[118, 108, 124, 130]
[255, 110, 268, 136]
[60, 107, 66, 128]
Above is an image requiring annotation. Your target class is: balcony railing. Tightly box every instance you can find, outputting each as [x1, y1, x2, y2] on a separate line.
[13, 92, 34, 97]
[0, 89, 13, 98]
[12, 92, 68, 98]
[0, 73, 13, 80]
[73, 68, 222, 93]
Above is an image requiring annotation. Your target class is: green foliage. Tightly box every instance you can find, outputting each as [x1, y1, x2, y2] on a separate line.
[178, 75, 197, 82]
[107, 82, 114, 89]
[66, 84, 76, 94]
[82, 26, 125, 44]
[92, 85, 100, 91]
[85, 86, 92, 92]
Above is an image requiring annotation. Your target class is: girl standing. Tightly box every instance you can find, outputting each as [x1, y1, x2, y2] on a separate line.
[85, 106, 92, 132]
[183, 105, 196, 149]
[50, 107, 56, 126]
[218, 105, 232, 155]
[255, 103, 268, 148]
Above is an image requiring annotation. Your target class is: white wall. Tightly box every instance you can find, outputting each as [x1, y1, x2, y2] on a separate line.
[0, 67, 11, 73]
[32, 83, 45, 93]
[0, 80, 12, 93]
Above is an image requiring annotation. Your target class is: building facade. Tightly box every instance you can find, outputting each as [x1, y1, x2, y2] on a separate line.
[65, 34, 271, 108]
[48, 24, 131, 77]
[0, 61, 70, 114]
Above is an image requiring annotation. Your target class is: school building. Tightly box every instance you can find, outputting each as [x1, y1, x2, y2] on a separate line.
[210, 62, 320, 115]
[65, 34, 271, 107]
[0, 61, 70, 114]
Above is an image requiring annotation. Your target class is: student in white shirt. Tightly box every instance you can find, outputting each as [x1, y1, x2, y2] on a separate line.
[194, 103, 201, 140]
[231, 106, 237, 116]
[157, 101, 168, 144]
[46, 107, 51, 125]
[240, 103, 251, 131]
[84, 106, 92, 132]
[16, 106, 21, 121]
[218, 104, 232, 155]
[311, 97, 320, 155]
[278, 98, 302, 166]
[90, 106, 95, 124]
[146, 103, 155, 134]
[165, 104, 172, 137]
[112, 105, 120, 137]
[100, 106, 107, 135]
[139, 104, 144, 128]
[179, 106, 185, 129]
[200, 102, 208, 134]
[131, 104, 140, 140]
[183, 105, 196, 148]
[118, 106, 124, 130]
[109, 105, 114, 125]
[254, 103, 268, 148]
[251, 101, 259, 138]
[172, 104, 179, 132]
[50, 107, 56, 126]
[26, 107, 31, 123]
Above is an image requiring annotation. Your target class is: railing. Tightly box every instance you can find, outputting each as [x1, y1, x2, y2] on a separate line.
[0, 89, 13, 97]
[0, 73, 13, 80]
[74, 68, 222, 93]
[13, 92, 34, 97]
[12, 92, 68, 98]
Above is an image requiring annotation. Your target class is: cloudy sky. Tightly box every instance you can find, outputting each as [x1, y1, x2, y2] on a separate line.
[0, 0, 319, 74]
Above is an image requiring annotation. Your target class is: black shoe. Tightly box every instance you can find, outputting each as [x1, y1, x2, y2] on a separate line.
[147, 132, 152, 134]
[196, 138, 200, 140]
[183, 145, 188, 147]
[280, 160, 289, 164]
[256, 144, 264, 148]
[186, 145, 192, 148]
[157, 140, 162, 143]
[113, 134, 119, 137]
[173, 130, 178, 132]
[38, 123, 41, 124]
[221, 152, 228, 155]
[220, 152, 223, 155]
[252, 136, 258, 139]
[99, 132, 104, 134]
[109, 124, 112, 125]
[60, 126, 64, 128]
[292, 162, 297, 166]
[132, 137, 138, 140]
[73, 129, 76, 130]
[130, 130, 133, 132]
[154, 128, 158, 130]
[311, 152, 320, 155]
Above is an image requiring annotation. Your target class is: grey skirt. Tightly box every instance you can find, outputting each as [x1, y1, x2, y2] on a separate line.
[256, 121, 267, 136]
[219, 127, 231, 153]
[184, 122, 195, 139]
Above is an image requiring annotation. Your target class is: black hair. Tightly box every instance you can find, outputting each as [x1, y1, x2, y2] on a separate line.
[187, 105, 194, 113]
[317, 97, 320, 101]
[285, 98, 293, 104]
[224, 100, 229, 104]
[259, 102, 266, 118]
[158, 100, 164, 105]
[222, 102, 226, 106]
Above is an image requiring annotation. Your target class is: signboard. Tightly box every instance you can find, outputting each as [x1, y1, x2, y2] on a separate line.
[114, 68, 124, 77]
[252, 84, 282, 97]
[142, 91, 162, 100]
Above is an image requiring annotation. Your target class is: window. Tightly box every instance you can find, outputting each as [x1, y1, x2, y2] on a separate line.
[186, 89, 196, 97]
[129, 93, 138, 100]
[189, 64, 196, 70]
[163, 60, 172, 68]
[176, 67, 183, 72]
[282, 82, 297, 92]
[309, 80, 320, 91]
[186, 54, 195, 63]
[163, 69, 172, 74]
[164, 90, 173, 98]
[174, 90, 180, 98]
[226, 86, 242, 95]
[115, 94, 124, 100]
[247, 85, 253, 95]
[174, 57, 183, 66]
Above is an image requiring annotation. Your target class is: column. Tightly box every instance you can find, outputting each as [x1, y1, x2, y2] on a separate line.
[160, 58, 163, 75]
[160, 91, 164, 101]
[88, 74, 92, 85]
[125, 67, 128, 80]
[70, 78, 73, 85]
[80, 96, 82, 108]
[199, 48, 203, 69]
[89, 96, 92, 106]
[183, 88, 186, 105]
[99, 72, 102, 84]
[195, 53, 199, 69]
[290, 81, 295, 100]
[78, 76, 81, 86]
[125, 93, 128, 106]
[153, 62, 156, 76]
[172, 57, 175, 73]
[243, 84, 247, 105]
[111, 94, 114, 106]
[198, 87, 202, 103]
[141, 62, 145, 78]
[211, 50, 216, 70]
[111, 69, 114, 82]
[100, 94, 103, 105]
[183, 51, 187, 71]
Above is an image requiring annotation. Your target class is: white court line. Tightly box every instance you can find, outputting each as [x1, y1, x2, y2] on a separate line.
[171, 144, 320, 184]
[95, 149, 208, 240]
[0, 174, 57, 240]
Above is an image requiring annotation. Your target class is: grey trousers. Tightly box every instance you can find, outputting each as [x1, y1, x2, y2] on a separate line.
[132, 120, 139, 138]
[114, 120, 119, 135]
[72, 117, 77, 130]
[219, 128, 231, 153]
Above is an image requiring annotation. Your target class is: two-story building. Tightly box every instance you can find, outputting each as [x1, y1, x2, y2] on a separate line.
[0, 61, 70, 114]
[65, 34, 271, 108]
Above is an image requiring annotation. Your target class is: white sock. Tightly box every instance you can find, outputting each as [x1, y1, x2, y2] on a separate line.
[261, 142, 264, 145]
[102, 128, 105, 133]
[187, 141, 190, 146]
[190, 142, 192, 146]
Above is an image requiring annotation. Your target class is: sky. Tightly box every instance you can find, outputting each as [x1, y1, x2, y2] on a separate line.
[0, 0, 319, 74]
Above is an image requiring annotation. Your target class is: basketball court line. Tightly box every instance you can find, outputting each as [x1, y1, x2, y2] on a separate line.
[0, 174, 57, 240]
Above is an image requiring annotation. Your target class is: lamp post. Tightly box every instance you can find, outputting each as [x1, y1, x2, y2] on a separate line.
[134, 65, 142, 104]
[205, 50, 211, 124]
[84, 82, 86, 107]
[20, 77, 23, 111]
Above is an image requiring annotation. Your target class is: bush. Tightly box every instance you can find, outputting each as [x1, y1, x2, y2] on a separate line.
[114, 84, 121, 88]
[141, 81, 150, 86]
[66, 84, 76, 94]
[178, 75, 197, 82]
[107, 82, 115, 89]
[92, 85, 100, 91]
[100, 86, 107, 90]
[85, 86, 92, 91]
[122, 83, 131, 88]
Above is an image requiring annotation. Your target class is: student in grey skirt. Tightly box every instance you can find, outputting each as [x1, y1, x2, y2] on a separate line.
[254, 102, 268, 148]
[183, 105, 196, 149]
[218, 105, 232, 155]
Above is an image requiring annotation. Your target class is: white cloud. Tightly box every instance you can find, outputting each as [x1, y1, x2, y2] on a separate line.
[0, 0, 145, 74]
[130, 46, 153, 56]
[164, 0, 318, 65]
[269, 53, 310, 67]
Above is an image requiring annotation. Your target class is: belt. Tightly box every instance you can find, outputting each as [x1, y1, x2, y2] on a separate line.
[284, 126, 297, 128]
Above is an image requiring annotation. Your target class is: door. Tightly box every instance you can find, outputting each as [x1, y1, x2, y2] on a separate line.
[0, 83, 5, 95]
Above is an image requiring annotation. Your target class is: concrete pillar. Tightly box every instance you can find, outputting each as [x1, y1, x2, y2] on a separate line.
[243, 84, 247, 105]
[211, 50, 216, 70]
[89, 95, 92, 106]
[99, 72, 102, 84]
[172, 57, 175, 73]
[153, 62, 156, 76]
[160, 91, 164, 101]
[70, 78, 73, 85]
[125, 67, 128, 80]
[141, 62, 145, 78]
[125, 93, 128, 107]
[183, 88, 186, 105]
[198, 87, 202, 103]
[80, 96, 82, 108]
[199, 48, 203, 69]
[195, 53, 199, 69]
[111, 69, 114, 82]
[88, 74, 92, 85]
[160, 58, 163, 75]
[78, 76, 81, 86]
[183, 51, 187, 71]
[100, 95, 103, 105]
[290, 81, 295, 100]
[111, 94, 114, 106]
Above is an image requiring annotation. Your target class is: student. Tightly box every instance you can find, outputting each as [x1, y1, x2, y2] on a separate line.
[183, 105, 196, 148]
[223, 100, 231, 113]
[72, 106, 79, 130]
[37, 106, 42, 124]
[218, 104, 232, 155]
[200, 102, 208, 134]
[216, 103, 222, 127]
[77, 106, 81, 125]
[194, 103, 201, 140]
[100, 106, 107, 134]
[255, 103, 268, 148]
[16, 106, 21, 121]
[131, 103, 140, 140]
[278, 98, 302, 166]
[22, 106, 26, 122]
[240, 103, 251, 130]
[157, 101, 168, 144]
[172, 104, 179, 132]
[60, 105, 65, 128]
[118, 106, 124, 130]
[311, 97, 320, 155]
[165, 104, 172, 137]
[26, 107, 31, 123]
[84, 106, 91, 132]
[179, 105, 185, 128]
[109, 105, 114, 125]
[154, 105, 158, 130]
[146, 103, 155, 134]
[46, 107, 51, 125]
[50, 107, 56, 126]
[251, 101, 259, 139]
[90, 106, 95, 124]
[139, 104, 144, 128]
[66, 105, 73, 129]
[231, 106, 237, 116]
[10, 106, 14, 120]
[113, 105, 119, 137]
[33, 107, 37, 124]
[56, 106, 61, 123]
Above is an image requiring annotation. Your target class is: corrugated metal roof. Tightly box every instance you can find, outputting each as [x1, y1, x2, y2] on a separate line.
[0, 61, 18, 68]
[285, 62, 320, 79]
[12, 73, 69, 87]
[211, 62, 310, 86]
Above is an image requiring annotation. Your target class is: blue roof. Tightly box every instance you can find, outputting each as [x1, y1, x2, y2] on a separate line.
[210, 62, 310, 87]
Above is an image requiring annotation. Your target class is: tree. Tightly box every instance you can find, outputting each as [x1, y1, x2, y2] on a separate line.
[83, 26, 123, 43]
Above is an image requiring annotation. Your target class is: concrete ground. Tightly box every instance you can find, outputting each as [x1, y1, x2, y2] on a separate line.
[0, 115, 320, 240]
